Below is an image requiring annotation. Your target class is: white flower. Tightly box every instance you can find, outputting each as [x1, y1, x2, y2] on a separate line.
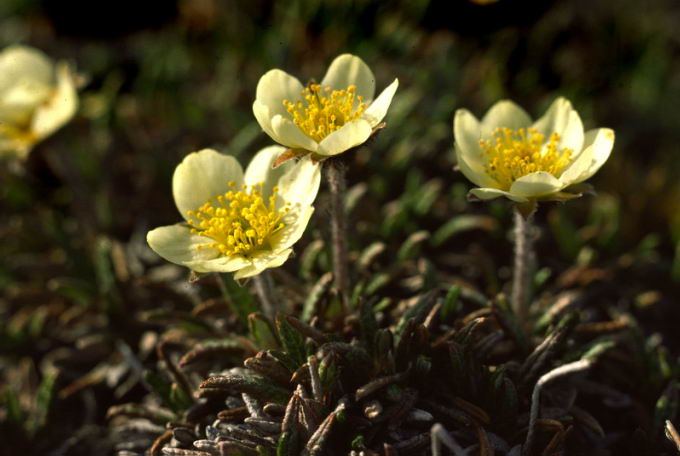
[0, 45, 78, 159]
[147, 146, 321, 279]
[454, 97, 614, 207]
[252, 53, 398, 159]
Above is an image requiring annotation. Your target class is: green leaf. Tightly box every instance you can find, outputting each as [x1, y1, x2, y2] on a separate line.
[219, 273, 259, 327]
[29, 372, 57, 435]
[431, 215, 495, 246]
[397, 230, 430, 261]
[440, 284, 461, 321]
[249, 313, 279, 349]
[275, 315, 307, 368]
[3, 389, 24, 425]
[359, 300, 378, 356]
[302, 272, 333, 322]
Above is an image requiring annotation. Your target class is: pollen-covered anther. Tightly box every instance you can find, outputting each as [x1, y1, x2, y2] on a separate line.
[479, 127, 573, 190]
[282, 84, 367, 142]
[187, 183, 286, 257]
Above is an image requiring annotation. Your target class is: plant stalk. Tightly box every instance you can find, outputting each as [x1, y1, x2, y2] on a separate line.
[325, 158, 350, 308]
[252, 271, 276, 319]
[512, 206, 534, 323]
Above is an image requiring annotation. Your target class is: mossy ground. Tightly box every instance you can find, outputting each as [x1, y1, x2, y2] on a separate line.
[1, 1, 680, 455]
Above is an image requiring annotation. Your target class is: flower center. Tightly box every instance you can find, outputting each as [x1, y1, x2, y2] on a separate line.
[479, 127, 573, 190]
[283, 84, 367, 142]
[186, 182, 288, 258]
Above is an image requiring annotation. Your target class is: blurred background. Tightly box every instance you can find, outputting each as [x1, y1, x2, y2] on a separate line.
[1, 0, 680, 454]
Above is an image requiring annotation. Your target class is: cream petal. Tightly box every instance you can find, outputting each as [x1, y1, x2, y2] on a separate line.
[554, 109, 584, 156]
[147, 225, 250, 273]
[320, 54, 375, 101]
[255, 69, 305, 118]
[532, 98, 583, 151]
[362, 78, 398, 127]
[0, 45, 53, 95]
[234, 248, 293, 280]
[453, 109, 498, 188]
[185, 256, 251, 273]
[31, 63, 78, 139]
[147, 225, 216, 265]
[277, 156, 321, 206]
[317, 118, 372, 156]
[509, 171, 564, 198]
[469, 187, 528, 203]
[480, 100, 532, 135]
[562, 128, 615, 184]
[172, 149, 244, 221]
[270, 205, 314, 252]
[0, 79, 52, 126]
[456, 147, 498, 188]
[244, 145, 293, 198]
[252, 100, 280, 142]
[271, 114, 318, 151]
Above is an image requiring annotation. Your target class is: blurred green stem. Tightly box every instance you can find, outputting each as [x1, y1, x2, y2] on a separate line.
[253, 271, 276, 319]
[512, 207, 534, 323]
[326, 158, 350, 308]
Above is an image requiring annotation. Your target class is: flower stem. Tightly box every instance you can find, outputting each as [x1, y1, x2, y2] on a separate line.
[252, 271, 277, 319]
[325, 158, 350, 308]
[512, 206, 534, 323]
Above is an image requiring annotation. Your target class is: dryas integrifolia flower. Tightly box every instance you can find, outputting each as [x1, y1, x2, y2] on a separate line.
[147, 146, 321, 279]
[0, 45, 78, 159]
[454, 97, 614, 211]
[252, 54, 398, 160]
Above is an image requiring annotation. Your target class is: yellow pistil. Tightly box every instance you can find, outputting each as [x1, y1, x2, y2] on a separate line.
[283, 84, 367, 142]
[186, 182, 288, 258]
[479, 127, 573, 190]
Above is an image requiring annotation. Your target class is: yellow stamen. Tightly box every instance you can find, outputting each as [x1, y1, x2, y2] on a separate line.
[187, 184, 287, 258]
[283, 84, 367, 142]
[479, 127, 573, 190]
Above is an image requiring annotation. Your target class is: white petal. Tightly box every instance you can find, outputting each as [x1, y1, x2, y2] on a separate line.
[509, 171, 564, 198]
[532, 97, 584, 153]
[277, 156, 321, 206]
[172, 149, 244, 221]
[453, 109, 498, 188]
[317, 118, 372, 156]
[555, 109, 584, 156]
[0, 45, 52, 95]
[254, 69, 304, 119]
[480, 100, 532, 135]
[31, 63, 78, 139]
[270, 114, 318, 151]
[320, 54, 375, 101]
[469, 187, 528, 203]
[252, 100, 280, 142]
[271, 205, 314, 250]
[244, 145, 293, 198]
[362, 78, 398, 127]
[234, 248, 293, 280]
[561, 128, 614, 184]
[147, 225, 250, 273]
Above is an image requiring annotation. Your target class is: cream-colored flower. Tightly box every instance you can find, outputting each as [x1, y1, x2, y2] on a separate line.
[147, 146, 321, 279]
[454, 97, 614, 208]
[252, 54, 398, 159]
[0, 45, 78, 160]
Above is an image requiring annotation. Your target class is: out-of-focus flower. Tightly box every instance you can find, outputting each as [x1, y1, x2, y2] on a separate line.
[0, 45, 78, 159]
[453, 97, 614, 211]
[252, 54, 398, 161]
[147, 146, 321, 279]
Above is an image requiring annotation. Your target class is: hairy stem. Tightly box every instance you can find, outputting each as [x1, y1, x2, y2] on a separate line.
[512, 207, 534, 323]
[253, 271, 276, 319]
[325, 158, 350, 307]
[524, 359, 593, 456]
